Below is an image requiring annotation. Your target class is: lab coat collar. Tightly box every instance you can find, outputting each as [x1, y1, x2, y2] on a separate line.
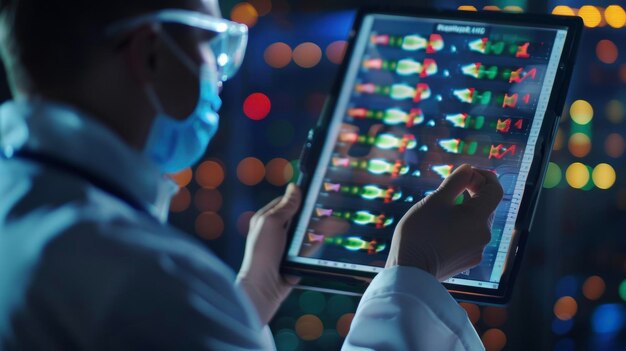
[0, 99, 178, 222]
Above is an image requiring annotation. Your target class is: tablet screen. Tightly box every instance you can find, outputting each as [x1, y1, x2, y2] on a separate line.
[287, 13, 568, 290]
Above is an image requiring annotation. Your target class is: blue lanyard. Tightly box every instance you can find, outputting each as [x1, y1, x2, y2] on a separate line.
[4, 149, 149, 215]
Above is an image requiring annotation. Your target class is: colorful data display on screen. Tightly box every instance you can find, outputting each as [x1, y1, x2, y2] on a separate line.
[288, 14, 567, 289]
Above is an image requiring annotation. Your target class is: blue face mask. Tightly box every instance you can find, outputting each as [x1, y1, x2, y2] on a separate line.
[105, 10, 248, 174]
[143, 48, 222, 175]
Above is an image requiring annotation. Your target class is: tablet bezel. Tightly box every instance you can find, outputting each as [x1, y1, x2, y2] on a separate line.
[281, 7, 582, 304]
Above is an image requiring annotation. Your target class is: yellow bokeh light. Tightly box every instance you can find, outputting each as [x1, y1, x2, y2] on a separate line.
[570, 100, 593, 125]
[503, 6, 524, 13]
[592, 163, 616, 189]
[566, 162, 590, 189]
[578, 5, 602, 27]
[457, 5, 478, 11]
[605, 5, 626, 28]
[552, 5, 576, 16]
[230, 2, 258, 27]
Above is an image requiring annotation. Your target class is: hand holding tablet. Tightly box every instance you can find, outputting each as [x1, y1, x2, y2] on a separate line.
[386, 164, 503, 282]
[282, 7, 582, 303]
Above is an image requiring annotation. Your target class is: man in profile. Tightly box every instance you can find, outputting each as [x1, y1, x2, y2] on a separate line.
[0, 0, 502, 349]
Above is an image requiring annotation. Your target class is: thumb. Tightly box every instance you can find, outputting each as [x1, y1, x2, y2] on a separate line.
[265, 183, 302, 221]
[430, 164, 484, 205]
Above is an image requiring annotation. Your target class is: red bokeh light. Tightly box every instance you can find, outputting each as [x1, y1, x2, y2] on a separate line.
[243, 92, 271, 120]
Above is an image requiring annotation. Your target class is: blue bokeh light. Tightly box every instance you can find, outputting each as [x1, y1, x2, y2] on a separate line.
[555, 275, 579, 298]
[591, 304, 626, 334]
[552, 317, 574, 335]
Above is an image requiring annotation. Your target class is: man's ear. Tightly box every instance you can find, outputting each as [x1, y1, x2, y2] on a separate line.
[122, 24, 160, 85]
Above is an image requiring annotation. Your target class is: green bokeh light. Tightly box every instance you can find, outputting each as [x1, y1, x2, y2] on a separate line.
[299, 291, 326, 314]
[581, 165, 595, 191]
[316, 329, 341, 350]
[543, 162, 562, 189]
[619, 280, 626, 302]
[289, 160, 301, 183]
[274, 329, 299, 351]
[267, 119, 295, 147]
[326, 295, 356, 319]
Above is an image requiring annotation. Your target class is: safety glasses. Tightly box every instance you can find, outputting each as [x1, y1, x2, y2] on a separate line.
[106, 9, 248, 82]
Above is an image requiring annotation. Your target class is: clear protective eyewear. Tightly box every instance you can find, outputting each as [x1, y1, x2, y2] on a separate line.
[106, 9, 248, 82]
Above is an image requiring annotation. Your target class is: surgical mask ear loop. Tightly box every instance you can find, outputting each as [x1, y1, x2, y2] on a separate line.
[144, 84, 166, 115]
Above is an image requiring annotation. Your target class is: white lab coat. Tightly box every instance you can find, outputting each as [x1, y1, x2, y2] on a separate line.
[0, 100, 484, 350]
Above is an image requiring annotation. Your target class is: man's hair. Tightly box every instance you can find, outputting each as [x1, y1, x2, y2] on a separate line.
[0, 0, 184, 94]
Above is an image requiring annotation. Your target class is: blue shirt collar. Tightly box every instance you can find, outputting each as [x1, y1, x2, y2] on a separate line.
[0, 99, 178, 222]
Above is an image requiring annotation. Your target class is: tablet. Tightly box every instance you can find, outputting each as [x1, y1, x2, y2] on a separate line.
[282, 7, 582, 304]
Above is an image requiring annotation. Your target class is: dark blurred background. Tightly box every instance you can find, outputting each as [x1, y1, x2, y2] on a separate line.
[161, 1, 626, 350]
[87, 0, 625, 350]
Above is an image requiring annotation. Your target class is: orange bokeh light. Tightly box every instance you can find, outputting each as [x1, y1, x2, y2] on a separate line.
[194, 188, 223, 212]
[554, 296, 578, 320]
[230, 2, 258, 27]
[236, 211, 256, 236]
[459, 302, 480, 324]
[605, 133, 626, 158]
[237, 157, 265, 186]
[295, 314, 324, 341]
[293, 42, 322, 68]
[196, 160, 225, 189]
[458, 5, 478, 11]
[568, 133, 592, 157]
[582, 275, 606, 300]
[336, 313, 355, 337]
[483, 307, 508, 327]
[481, 328, 507, 351]
[264, 42, 292, 69]
[195, 212, 224, 240]
[169, 187, 191, 213]
[483, 5, 500, 11]
[596, 39, 618, 64]
[265, 158, 293, 186]
[169, 167, 192, 188]
[553, 128, 565, 151]
[326, 40, 348, 65]
[248, 0, 272, 16]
